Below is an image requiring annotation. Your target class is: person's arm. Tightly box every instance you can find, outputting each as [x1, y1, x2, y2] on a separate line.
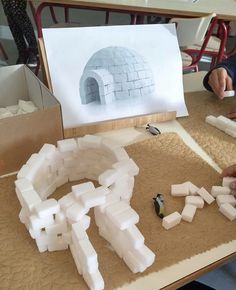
[221, 164, 236, 194]
[203, 54, 236, 98]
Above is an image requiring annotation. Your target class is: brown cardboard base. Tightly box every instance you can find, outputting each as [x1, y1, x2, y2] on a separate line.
[179, 91, 236, 169]
[0, 133, 235, 290]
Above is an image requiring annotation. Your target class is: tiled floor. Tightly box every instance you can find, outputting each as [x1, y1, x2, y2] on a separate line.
[0, 8, 235, 290]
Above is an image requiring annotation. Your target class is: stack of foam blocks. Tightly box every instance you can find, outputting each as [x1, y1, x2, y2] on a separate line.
[206, 115, 236, 138]
[162, 179, 236, 230]
[15, 135, 155, 290]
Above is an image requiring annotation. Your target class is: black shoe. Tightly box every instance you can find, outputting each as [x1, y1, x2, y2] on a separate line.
[27, 52, 38, 68]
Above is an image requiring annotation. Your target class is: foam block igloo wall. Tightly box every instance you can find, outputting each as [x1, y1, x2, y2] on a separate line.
[79, 46, 155, 105]
[15, 135, 155, 290]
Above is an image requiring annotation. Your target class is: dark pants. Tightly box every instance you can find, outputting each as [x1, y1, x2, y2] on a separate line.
[1, 0, 38, 56]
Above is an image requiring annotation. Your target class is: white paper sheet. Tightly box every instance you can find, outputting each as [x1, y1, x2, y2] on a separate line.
[43, 24, 188, 129]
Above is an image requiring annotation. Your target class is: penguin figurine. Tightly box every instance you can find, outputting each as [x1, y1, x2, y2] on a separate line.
[153, 193, 165, 219]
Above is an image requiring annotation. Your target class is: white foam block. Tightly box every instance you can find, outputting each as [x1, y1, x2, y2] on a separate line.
[83, 270, 104, 290]
[223, 90, 235, 97]
[105, 201, 130, 218]
[109, 208, 139, 230]
[216, 115, 231, 131]
[66, 202, 89, 221]
[162, 212, 182, 230]
[58, 192, 75, 210]
[219, 203, 236, 221]
[38, 143, 56, 158]
[30, 214, 54, 231]
[72, 182, 95, 199]
[35, 232, 48, 252]
[19, 208, 29, 227]
[222, 176, 236, 187]
[187, 181, 200, 195]
[181, 204, 197, 222]
[197, 187, 215, 204]
[171, 183, 189, 196]
[70, 244, 82, 274]
[29, 227, 41, 239]
[34, 198, 60, 218]
[225, 128, 236, 138]
[48, 237, 68, 251]
[15, 178, 34, 192]
[113, 147, 130, 161]
[57, 138, 77, 152]
[81, 134, 102, 148]
[79, 215, 91, 230]
[17, 159, 43, 182]
[6, 104, 18, 114]
[77, 238, 98, 266]
[185, 196, 204, 208]
[45, 220, 68, 235]
[205, 115, 217, 126]
[130, 245, 155, 268]
[80, 188, 106, 208]
[98, 168, 123, 187]
[211, 186, 231, 197]
[18, 188, 42, 212]
[123, 250, 146, 273]
[112, 158, 139, 176]
[72, 222, 88, 242]
[123, 225, 144, 249]
[216, 195, 236, 207]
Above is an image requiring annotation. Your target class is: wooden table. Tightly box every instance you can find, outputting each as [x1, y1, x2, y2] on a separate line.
[36, 0, 236, 21]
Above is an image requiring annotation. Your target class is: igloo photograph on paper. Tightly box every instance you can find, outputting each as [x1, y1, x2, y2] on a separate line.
[43, 24, 188, 129]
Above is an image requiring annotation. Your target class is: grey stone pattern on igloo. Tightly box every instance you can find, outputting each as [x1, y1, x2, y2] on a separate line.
[79, 46, 155, 105]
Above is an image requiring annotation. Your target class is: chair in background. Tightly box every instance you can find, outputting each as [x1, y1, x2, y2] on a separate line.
[222, 21, 236, 59]
[184, 18, 228, 69]
[170, 13, 227, 72]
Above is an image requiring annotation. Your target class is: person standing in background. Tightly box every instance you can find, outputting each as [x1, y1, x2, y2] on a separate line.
[203, 53, 236, 119]
[1, 0, 38, 67]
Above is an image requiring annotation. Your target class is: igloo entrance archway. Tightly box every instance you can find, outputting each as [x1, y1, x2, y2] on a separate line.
[79, 46, 155, 106]
[15, 135, 155, 290]
[80, 69, 115, 105]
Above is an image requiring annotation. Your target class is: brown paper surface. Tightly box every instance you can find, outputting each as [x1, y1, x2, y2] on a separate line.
[0, 133, 235, 290]
[179, 91, 236, 169]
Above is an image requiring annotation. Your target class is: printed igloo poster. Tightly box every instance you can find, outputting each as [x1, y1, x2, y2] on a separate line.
[43, 24, 188, 129]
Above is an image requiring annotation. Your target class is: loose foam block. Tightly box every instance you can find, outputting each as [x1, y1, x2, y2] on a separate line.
[197, 187, 215, 204]
[162, 212, 182, 230]
[211, 186, 231, 197]
[185, 196, 204, 208]
[171, 183, 189, 196]
[219, 203, 236, 221]
[216, 195, 236, 207]
[222, 176, 236, 187]
[181, 204, 197, 222]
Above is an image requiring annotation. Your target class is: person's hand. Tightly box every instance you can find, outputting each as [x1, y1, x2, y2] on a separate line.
[208, 68, 233, 99]
[226, 109, 236, 120]
[221, 164, 236, 194]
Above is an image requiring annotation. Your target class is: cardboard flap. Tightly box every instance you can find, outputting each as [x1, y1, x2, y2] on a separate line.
[0, 65, 28, 106]
[24, 66, 44, 109]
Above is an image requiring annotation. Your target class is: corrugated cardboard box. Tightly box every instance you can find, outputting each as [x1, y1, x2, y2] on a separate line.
[0, 65, 63, 175]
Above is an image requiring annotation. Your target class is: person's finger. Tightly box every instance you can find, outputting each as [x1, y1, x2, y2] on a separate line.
[230, 181, 236, 190]
[226, 110, 236, 120]
[220, 164, 236, 177]
[230, 189, 236, 196]
[209, 68, 227, 99]
[225, 75, 233, 91]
